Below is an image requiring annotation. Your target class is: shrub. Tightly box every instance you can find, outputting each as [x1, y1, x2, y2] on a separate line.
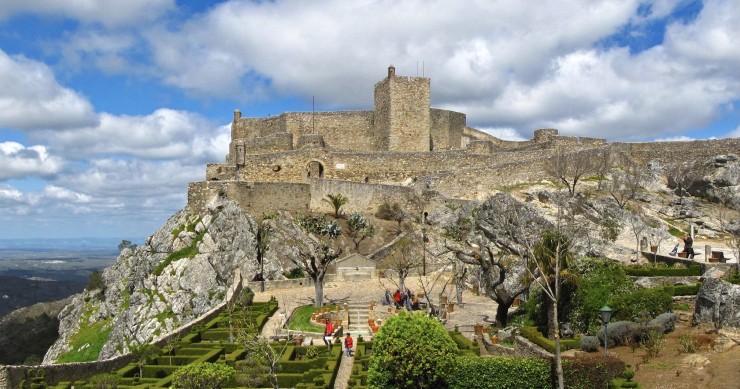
[678, 333, 699, 354]
[284, 267, 305, 279]
[640, 330, 665, 359]
[448, 356, 550, 389]
[623, 265, 701, 277]
[596, 321, 636, 348]
[649, 313, 677, 333]
[570, 258, 636, 333]
[520, 326, 580, 353]
[89, 373, 119, 389]
[611, 288, 672, 322]
[665, 284, 701, 296]
[563, 353, 625, 389]
[580, 336, 600, 352]
[368, 312, 457, 389]
[172, 362, 235, 389]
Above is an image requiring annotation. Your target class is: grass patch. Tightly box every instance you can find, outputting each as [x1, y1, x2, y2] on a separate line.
[56, 319, 112, 363]
[286, 304, 338, 332]
[153, 231, 206, 276]
[645, 361, 677, 370]
[673, 301, 691, 311]
[668, 227, 684, 237]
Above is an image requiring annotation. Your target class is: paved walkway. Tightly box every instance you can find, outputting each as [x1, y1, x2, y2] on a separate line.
[253, 276, 501, 388]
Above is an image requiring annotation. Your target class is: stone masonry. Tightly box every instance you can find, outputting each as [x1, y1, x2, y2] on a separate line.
[188, 66, 740, 216]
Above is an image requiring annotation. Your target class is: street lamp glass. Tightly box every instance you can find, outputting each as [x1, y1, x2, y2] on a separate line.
[599, 305, 613, 324]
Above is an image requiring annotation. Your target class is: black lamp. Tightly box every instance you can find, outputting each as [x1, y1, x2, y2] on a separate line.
[600, 305, 613, 355]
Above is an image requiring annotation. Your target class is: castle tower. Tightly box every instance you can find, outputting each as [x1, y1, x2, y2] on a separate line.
[373, 65, 431, 152]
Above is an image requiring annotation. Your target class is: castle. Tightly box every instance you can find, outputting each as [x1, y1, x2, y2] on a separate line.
[187, 66, 740, 216]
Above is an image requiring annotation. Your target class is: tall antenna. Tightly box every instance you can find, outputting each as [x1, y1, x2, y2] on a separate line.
[422, 61, 425, 77]
[416, 61, 419, 76]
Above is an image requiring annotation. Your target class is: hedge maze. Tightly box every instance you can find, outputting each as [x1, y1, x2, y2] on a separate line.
[31, 298, 343, 389]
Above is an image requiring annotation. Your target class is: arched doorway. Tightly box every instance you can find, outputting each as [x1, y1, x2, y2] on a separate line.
[307, 161, 324, 179]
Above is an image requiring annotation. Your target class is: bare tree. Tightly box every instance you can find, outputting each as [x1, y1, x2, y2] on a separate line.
[236, 309, 292, 389]
[625, 211, 650, 263]
[291, 239, 343, 308]
[593, 148, 612, 191]
[666, 160, 710, 205]
[379, 235, 420, 294]
[607, 161, 647, 209]
[375, 201, 408, 235]
[547, 148, 594, 196]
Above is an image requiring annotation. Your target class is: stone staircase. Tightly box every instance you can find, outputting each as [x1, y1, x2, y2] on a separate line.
[346, 301, 372, 339]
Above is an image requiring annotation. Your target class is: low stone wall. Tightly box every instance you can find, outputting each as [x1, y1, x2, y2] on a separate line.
[0, 272, 244, 389]
[479, 334, 553, 360]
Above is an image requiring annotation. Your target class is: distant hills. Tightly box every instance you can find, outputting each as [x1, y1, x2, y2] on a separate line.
[0, 275, 85, 317]
[0, 237, 141, 251]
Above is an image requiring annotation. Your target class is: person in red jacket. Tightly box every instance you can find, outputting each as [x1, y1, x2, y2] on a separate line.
[393, 289, 402, 308]
[323, 320, 334, 350]
[344, 332, 353, 357]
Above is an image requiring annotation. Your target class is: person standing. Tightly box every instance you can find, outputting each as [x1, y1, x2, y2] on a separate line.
[323, 320, 334, 350]
[682, 234, 695, 259]
[344, 332, 354, 358]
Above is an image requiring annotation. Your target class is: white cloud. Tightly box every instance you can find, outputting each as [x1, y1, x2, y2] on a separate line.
[0, 0, 175, 28]
[0, 50, 98, 130]
[31, 109, 226, 161]
[140, 0, 739, 141]
[0, 142, 65, 180]
[56, 29, 138, 74]
[478, 127, 527, 142]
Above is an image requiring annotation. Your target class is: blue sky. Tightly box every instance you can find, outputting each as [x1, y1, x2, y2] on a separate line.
[0, 0, 738, 240]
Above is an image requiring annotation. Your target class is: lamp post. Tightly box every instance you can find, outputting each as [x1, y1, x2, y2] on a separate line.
[600, 305, 613, 355]
[422, 228, 428, 276]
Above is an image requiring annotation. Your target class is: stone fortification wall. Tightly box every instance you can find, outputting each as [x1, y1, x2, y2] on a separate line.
[430, 108, 465, 150]
[188, 181, 310, 216]
[613, 138, 740, 165]
[550, 135, 608, 148]
[243, 132, 294, 154]
[309, 179, 418, 215]
[232, 149, 556, 187]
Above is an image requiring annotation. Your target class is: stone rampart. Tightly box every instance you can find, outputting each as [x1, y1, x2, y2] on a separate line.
[430, 109, 465, 150]
[309, 179, 418, 215]
[188, 181, 311, 216]
[613, 138, 740, 165]
[243, 132, 293, 153]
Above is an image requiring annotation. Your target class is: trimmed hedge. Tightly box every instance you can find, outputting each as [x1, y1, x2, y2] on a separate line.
[448, 356, 551, 389]
[624, 265, 701, 277]
[664, 284, 701, 296]
[520, 326, 580, 354]
[563, 354, 625, 389]
[450, 330, 481, 356]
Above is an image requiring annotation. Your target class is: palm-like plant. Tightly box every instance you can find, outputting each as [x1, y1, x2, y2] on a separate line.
[323, 193, 348, 218]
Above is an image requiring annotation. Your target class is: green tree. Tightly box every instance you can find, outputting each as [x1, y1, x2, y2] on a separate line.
[368, 311, 457, 389]
[375, 201, 408, 234]
[86, 270, 106, 292]
[129, 342, 161, 379]
[323, 193, 349, 218]
[172, 362, 235, 389]
[118, 239, 137, 251]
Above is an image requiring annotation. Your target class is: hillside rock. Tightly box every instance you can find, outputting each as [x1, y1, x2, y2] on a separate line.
[693, 278, 740, 330]
[43, 199, 292, 363]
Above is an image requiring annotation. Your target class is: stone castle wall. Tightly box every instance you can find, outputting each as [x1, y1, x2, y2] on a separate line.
[309, 179, 419, 215]
[188, 181, 310, 216]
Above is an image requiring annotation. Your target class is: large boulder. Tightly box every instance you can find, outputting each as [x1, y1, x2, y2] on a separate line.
[693, 278, 740, 330]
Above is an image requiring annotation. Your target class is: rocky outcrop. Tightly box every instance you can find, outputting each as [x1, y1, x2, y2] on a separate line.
[693, 278, 740, 330]
[43, 197, 293, 363]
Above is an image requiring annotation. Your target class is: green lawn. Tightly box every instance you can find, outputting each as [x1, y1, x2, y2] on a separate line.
[287, 304, 338, 332]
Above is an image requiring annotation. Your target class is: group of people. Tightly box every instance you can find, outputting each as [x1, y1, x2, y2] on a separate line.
[383, 288, 421, 311]
[323, 320, 353, 358]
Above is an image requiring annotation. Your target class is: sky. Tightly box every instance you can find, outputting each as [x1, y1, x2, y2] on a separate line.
[0, 0, 738, 240]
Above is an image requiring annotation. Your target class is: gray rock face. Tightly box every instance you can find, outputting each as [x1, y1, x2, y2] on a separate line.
[43, 199, 291, 363]
[693, 278, 740, 330]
